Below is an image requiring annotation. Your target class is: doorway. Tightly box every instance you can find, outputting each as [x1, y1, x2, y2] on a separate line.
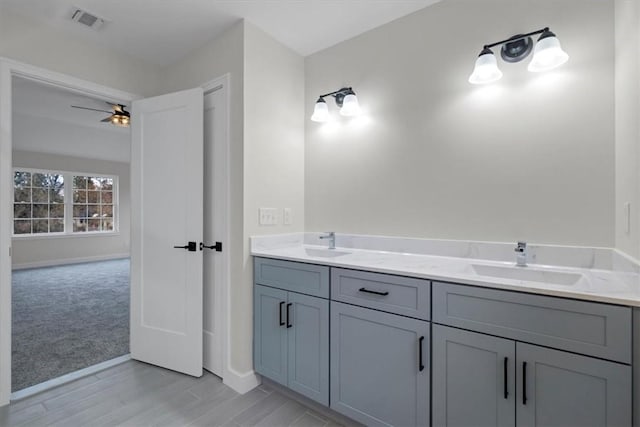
[10, 76, 132, 394]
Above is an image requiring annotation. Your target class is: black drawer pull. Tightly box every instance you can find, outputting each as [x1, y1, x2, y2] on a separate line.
[359, 287, 389, 296]
[286, 303, 292, 328]
[279, 301, 285, 326]
[418, 336, 425, 372]
[503, 357, 509, 399]
[522, 361, 528, 405]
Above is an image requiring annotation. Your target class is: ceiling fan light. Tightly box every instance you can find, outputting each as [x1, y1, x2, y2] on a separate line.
[527, 30, 569, 72]
[469, 47, 503, 84]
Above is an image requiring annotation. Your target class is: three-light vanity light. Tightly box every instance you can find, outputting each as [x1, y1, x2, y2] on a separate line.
[469, 27, 569, 84]
[310, 87, 362, 122]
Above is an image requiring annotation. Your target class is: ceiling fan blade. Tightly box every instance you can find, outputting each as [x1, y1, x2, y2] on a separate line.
[100, 117, 112, 123]
[71, 105, 113, 114]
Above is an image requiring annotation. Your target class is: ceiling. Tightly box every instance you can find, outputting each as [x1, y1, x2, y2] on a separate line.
[12, 76, 129, 133]
[1, 0, 441, 66]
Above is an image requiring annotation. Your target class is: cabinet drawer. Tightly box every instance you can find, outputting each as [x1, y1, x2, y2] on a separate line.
[254, 257, 329, 298]
[432, 282, 632, 363]
[331, 268, 430, 320]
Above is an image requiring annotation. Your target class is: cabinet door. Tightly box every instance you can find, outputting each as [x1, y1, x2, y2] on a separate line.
[254, 285, 288, 386]
[287, 293, 329, 405]
[330, 301, 429, 427]
[516, 343, 631, 427]
[432, 325, 515, 427]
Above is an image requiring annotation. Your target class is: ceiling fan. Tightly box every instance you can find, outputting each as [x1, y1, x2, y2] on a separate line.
[71, 102, 130, 127]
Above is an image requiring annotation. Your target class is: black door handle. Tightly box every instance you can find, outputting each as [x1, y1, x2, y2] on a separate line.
[200, 242, 222, 252]
[279, 301, 285, 326]
[522, 361, 528, 405]
[286, 303, 292, 328]
[504, 357, 509, 399]
[174, 241, 197, 251]
[418, 336, 425, 372]
[359, 287, 389, 296]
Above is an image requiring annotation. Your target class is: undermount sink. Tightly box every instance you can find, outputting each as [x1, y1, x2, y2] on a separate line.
[471, 264, 583, 286]
[304, 248, 351, 258]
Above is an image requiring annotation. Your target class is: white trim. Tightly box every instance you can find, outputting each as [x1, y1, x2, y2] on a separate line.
[201, 74, 235, 390]
[12, 231, 121, 241]
[11, 253, 129, 270]
[223, 368, 261, 395]
[10, 354, 131, 401]
[0, 57, 138, 407]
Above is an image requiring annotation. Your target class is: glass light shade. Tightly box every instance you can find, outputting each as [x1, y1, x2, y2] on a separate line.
[310, 99, 329, 122]
[339, 94, 361, 116]
[468, 50, 503, 84]
[527, 35, 569, 72]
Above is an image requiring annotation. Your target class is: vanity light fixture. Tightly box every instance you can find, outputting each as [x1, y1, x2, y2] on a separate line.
[310, 87, 361, 122]
[469, 27, 569, 84]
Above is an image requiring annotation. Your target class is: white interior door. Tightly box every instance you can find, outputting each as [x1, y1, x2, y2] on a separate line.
[130, 87, 204, 377]
[203, 87, 227, 376]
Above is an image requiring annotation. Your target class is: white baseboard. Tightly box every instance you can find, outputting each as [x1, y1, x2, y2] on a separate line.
[12, 253, 130, 270]
[223, 368, 261, 394]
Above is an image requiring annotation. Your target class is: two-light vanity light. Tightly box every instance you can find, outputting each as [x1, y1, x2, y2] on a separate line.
[469, 27, 569, 84]
[311, 87, 362, 122]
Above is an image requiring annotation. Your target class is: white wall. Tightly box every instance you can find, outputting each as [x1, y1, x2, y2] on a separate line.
[11, 150, 130, 268]
[13, 112, 130, 163]
[614, 0, 640, 259]
[305, 0, 615, 248]
[0, 7, 159, 97]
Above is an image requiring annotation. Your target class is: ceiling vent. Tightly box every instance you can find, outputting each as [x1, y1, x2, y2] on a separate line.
[70, 8, 106, 30]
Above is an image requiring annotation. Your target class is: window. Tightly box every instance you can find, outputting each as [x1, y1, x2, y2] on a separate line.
[13, 168, 118, 237]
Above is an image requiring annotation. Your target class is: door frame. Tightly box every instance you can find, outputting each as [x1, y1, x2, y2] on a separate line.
[0, 57, 138, 406]
[200, 74, 232, 386]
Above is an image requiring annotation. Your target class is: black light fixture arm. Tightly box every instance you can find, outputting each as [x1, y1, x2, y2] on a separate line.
[317, 87, 355, 107]
[483, 27, 549, 50]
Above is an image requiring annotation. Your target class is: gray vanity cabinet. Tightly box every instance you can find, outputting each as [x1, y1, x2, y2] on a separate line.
[432, 324, 516, 427]
[253, 283, 329, 405]
[330, 301, 430, 427]
[516, 343, 631, 427]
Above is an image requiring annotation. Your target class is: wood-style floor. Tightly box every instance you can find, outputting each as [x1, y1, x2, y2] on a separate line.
[0, 360, 354, 427]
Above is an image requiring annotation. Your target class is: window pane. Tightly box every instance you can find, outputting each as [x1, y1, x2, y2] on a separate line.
[32, 173, 50, 188]
[14, 172, 31, 188]
[32, 188, 48, 203]
[32, 204, 48, 218]
[73, 219, 87, 232]
[73, 176, 87, 189]
[101, 205, 113, 218]
[50, 188, 64, 203]
[14, 188, 30, 203]
[101, 191, 113, 204]
[87, 191, 99, 204]
[50, 204, 64, 218]
[49, 219, 64, 233]
[101, 179, 113, 191]
[73, 190, 87, 203]
[14, 220, 31, 234]
[14, 204, 30, 219]
[102, 219, 113, 231]
[87, 178, 98, 190]
[33, 219, 48, 233]
[73, 205, 87, 217]
[88, 218, 100, 231]
[87, 205, 100, 218]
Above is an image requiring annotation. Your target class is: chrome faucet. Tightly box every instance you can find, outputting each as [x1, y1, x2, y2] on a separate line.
[319, 232, 336, 249]
[514, 241, 527, 267]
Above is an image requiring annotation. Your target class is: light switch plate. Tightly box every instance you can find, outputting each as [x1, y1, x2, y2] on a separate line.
[259, 208, 278, 225]
[283, 208, 292, 225]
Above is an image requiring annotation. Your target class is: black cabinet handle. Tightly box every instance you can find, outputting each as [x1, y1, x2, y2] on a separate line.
[173, 241, 197, 251]
[359, 287, 389, 296]
[279, 301, 285, 326]
[200, 242, 222, 252]
[522, 362, 528, 405]
[503, 357, 509, 399]
[286, 303, 292, 328]
[418, 336, 425, 372]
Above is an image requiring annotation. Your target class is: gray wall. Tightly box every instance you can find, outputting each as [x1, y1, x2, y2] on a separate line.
[12, 150, 130, 268]
[305, 0, 615, 248]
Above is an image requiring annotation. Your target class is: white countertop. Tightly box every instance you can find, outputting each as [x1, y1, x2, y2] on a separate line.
[251, 243, 640, 307]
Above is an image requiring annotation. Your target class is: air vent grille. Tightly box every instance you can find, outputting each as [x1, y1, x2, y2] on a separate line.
[71, 8, 105, 30]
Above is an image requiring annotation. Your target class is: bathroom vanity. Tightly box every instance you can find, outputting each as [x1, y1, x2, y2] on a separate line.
[252, 235, 640, 427]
